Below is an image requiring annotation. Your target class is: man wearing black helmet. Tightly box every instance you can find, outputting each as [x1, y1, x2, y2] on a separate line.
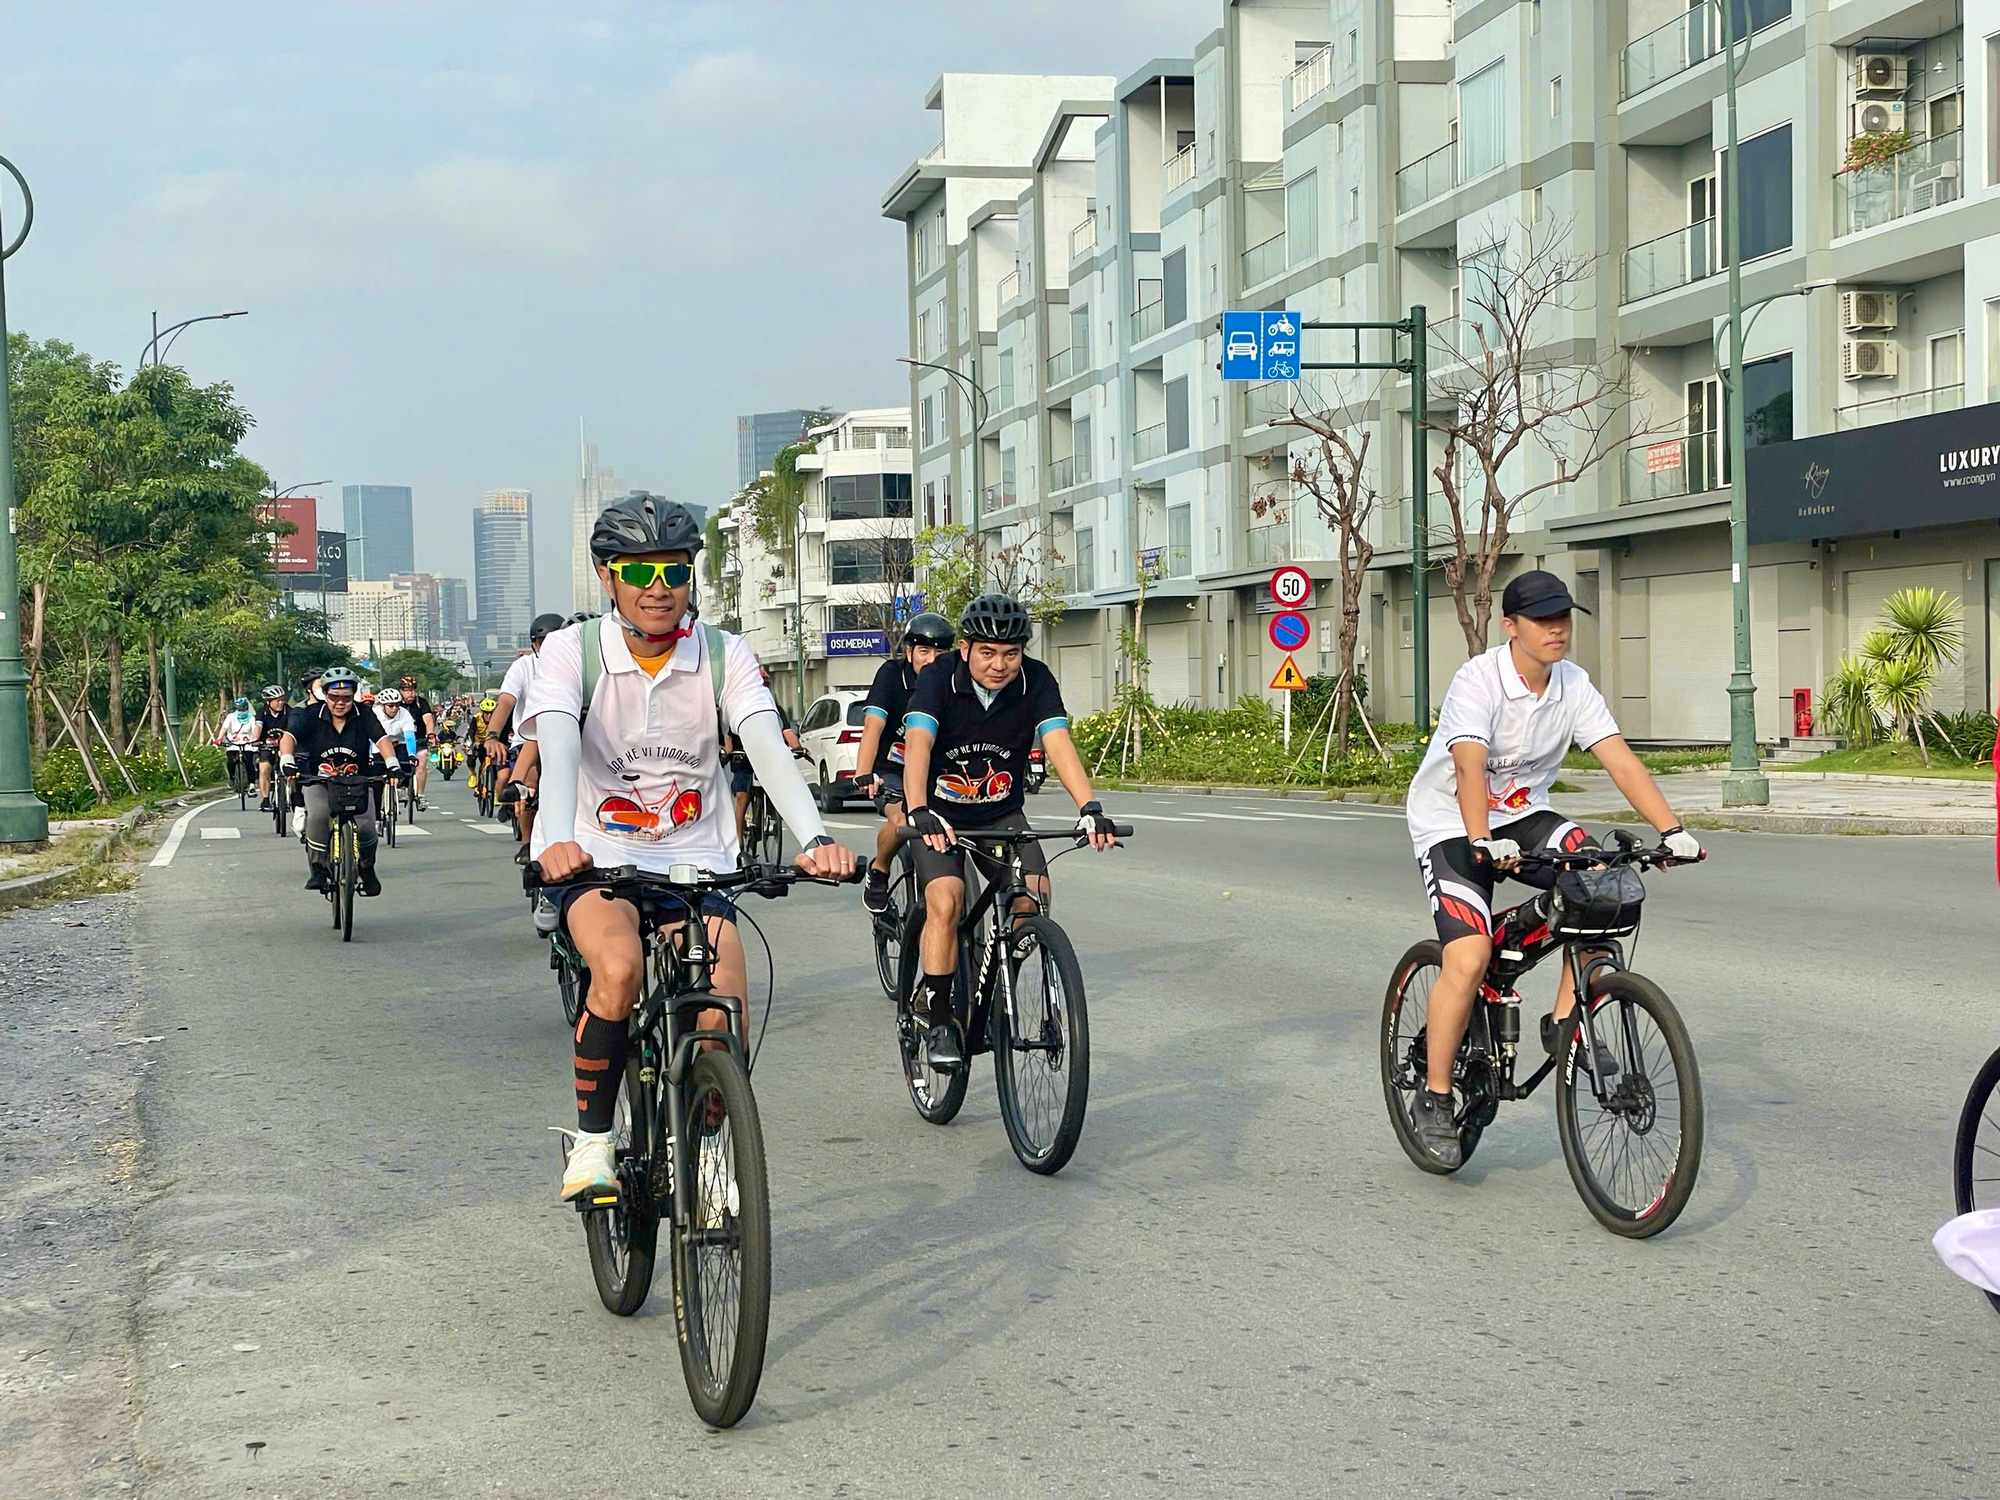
[854, 611, 956, 914]
[900, 593, 1117, 1067]
[521, 492, 855, 1204]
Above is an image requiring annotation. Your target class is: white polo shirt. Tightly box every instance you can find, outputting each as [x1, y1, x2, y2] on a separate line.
[497, 652, 538, 748]
[1405, 643, 1622, 856]
[520, 620, 777, 875]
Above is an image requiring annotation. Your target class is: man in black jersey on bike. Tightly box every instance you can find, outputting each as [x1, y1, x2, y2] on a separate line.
[900, 593, 1116, 1068]
[253, 685, 291, 811]
[854, 611, 956, 915]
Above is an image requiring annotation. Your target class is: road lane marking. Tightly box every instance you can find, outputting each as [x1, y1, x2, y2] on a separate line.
[1121, 812, 1203, 823]
[149, 796, 234, 867]
[822, 819, 870, 830]
[397, 825, 432, 836]
[465, 822, 511, 835]
[1186, 812, 1282, 822]
[1227, 806, 1361, 822]
[198, 827, 242, 840]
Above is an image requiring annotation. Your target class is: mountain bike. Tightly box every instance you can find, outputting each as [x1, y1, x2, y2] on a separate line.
[529, 857, 862, 1428]
[1953, 1044, 2000, 1315]
[1382, 830, 1705, 1238]
[727, 749, 800, 870]
[892, 822, 1130, 1175]
[380, 766, 400, 848]
[260, 739, 290, 836]
[226, 746, 255, 809]
[474, 750, 498, 819]
[296, 771, 389, 943]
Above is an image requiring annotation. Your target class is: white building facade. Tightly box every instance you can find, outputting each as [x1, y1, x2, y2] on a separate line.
[883, 1, 2000, 740]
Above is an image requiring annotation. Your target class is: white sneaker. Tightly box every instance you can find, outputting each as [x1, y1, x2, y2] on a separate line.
[696, 1133, 739, 1227]
[561, 1129, 618, 1203]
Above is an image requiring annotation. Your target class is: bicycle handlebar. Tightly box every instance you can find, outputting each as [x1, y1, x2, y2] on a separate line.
[1505, 840, 1705, 874]
[894, 823, 1134, 845]
[293, 771, 396, 787]
[524, 859, 866, 897]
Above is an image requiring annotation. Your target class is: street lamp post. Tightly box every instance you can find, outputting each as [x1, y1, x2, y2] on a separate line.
[141, 308, 247, 369]
[0, 154, 48, 845]
[899, 356, 988, 533]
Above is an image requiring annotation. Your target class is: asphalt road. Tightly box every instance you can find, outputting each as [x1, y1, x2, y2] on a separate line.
[71, 777, 2000, 1496]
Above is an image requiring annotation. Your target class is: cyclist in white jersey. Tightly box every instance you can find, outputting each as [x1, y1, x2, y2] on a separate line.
[523, 494, 855, 1202]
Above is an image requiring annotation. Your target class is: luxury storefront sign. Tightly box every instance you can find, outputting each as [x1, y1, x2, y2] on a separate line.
[1747, 400, 2000, 544]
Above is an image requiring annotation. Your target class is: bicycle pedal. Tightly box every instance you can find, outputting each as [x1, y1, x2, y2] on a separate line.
[571, 1188, 621, 1214]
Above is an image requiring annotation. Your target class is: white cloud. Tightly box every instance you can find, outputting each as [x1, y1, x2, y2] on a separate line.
[660, 51, 757, 116]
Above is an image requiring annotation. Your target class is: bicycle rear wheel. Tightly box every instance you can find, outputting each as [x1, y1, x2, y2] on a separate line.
[991, 915, 1090, 1175]
[871, 859, 914, 999]
[273, 776, 289, 837]
[1380, 939, 1484, 1174]
[1555, 971, 1702, 1238]
[339, 825, 357, 942]
[1952, 1045, 2000, 1314]
[671, 1048, 771, 1429]
[383, 785, 398, 848]
[758, 800, 785, 868]
[895, 906, 969, 1124]
[585, 1053, 659, 1315]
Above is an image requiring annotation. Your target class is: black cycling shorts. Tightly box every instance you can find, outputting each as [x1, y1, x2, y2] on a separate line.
[912, 810, 1049, 891]
[1416, 810, 1597, 945]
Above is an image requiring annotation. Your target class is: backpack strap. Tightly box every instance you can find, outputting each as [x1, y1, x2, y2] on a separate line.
[579, 617, 604, 721]
[700, 621, 728, 709]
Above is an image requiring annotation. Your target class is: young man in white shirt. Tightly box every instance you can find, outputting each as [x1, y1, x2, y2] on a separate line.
[522, 494, 856, 1202]
[1402, 570, 1702, 1169]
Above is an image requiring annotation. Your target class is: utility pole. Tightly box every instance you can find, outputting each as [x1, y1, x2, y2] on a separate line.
[0, 154, 49, 844]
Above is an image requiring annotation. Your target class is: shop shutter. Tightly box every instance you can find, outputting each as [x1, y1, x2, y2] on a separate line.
[1646, 571, 1733, 740]
[1147, 622, 1192, 705]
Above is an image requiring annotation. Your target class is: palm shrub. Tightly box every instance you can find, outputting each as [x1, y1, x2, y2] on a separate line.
[1820, 656, 1879, 748]
[1822, 588, 1965, 764]
[1878, 586, 1962, 675]
[1931, 709, 1998, 764]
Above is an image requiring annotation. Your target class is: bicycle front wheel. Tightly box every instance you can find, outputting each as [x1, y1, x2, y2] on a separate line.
[1952, 1045, 2000, 1314]
[671, 1048, 771, 1429]
[992, 915, 1090, 1174]
[339, 825, 357, 942]
[585, 1052, 659, 1315]
[273, 779, 290, 837]
[1555, 971, 1702, 1238]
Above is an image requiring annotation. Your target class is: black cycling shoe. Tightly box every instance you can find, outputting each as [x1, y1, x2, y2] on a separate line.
[1409, 1088, 1464, 1169]
[358, 865, 383, 898]
[512, 844, 530, 866]
[303, 866, 331, 893]
[258, 797, 273, 812]
[1542, 1011, 1621, 1080]
[861, 871, 891, 915]
[921, 1015, 965, 1071]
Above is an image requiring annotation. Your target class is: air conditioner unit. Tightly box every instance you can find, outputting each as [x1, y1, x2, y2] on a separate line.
[1853, 53, 1910, 95]
[1853, 99, 1906, 137]
[1840, 289, 1896, 331]
[1841, 338, 1897, 379]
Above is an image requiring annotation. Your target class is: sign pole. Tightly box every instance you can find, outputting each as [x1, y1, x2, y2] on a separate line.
[1283, 691, 1291, 751]
[0, 155, 49, 845]
[1409, 305, 1429, 730]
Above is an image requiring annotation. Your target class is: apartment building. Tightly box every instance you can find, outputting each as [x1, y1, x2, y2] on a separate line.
[717, 407, 915, 711]
[884, 0, 2000, 740]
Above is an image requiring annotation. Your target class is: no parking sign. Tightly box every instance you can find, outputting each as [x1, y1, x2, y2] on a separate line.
[1267, 611, 1310, 652]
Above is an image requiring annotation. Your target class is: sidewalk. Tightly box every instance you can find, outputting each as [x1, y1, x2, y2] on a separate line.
[1552, 767, 1995, 836]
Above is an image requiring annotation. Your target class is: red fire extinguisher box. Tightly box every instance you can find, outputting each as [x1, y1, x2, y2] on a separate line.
[1791, 688, 1813, 738]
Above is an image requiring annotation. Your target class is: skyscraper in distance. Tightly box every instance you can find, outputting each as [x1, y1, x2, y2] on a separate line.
[342, 484, 415, 581]
[473, 489, 535, 660]
[737, 410, 825, 488]
[571, 421, 621, 614]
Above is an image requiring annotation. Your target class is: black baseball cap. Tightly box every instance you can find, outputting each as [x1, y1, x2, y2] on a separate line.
[1501, 570, 1590, 619]
[529, 612, 567, 642]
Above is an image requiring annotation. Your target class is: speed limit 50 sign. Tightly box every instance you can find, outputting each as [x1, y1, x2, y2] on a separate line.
[1268, 565, 1312, 609]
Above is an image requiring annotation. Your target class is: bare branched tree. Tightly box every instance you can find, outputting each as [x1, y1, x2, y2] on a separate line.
[1427, 221, 1671, 652]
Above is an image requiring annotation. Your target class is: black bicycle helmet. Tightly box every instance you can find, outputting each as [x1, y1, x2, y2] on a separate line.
[589, 491, 703, 563]
[529, 612, 567, 643]
[958, 593, 1031, 645]
[902, 611, 956, 651]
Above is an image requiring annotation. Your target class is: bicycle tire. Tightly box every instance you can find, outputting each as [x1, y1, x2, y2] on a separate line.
[1554, 971, 1702, 1238]
[991, 915, 1091, 1175]
[339, 824, 357, 942]
[671, 1048, 771, 1429]
[1952, 1044, 2000, 1314]
[383, 785, 397, 848]
[894, 904, 970, 1124]
[585, 1052, 659, 1315]
[1379, 939, 1483, 1174]
[871, 861, 914, 999]
[273, 778, 289, 837]
[558, 949, 590, 1029]
[759, 803, 784, 868]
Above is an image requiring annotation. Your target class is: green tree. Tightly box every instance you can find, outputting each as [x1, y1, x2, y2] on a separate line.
[376, 648, 464, 696]
[912, 522, 1068, 630]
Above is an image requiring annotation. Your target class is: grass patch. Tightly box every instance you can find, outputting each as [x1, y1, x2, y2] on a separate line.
[1550, 779, 1582, 794]
[1768, 743, 1988, 780]
[1561, 746, 1730, 774]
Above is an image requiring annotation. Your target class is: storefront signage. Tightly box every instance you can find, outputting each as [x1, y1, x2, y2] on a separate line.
[826, 629, 889, 657]
[1747, 400, 2000, 544]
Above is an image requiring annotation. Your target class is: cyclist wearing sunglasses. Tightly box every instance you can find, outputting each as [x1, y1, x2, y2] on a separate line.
[900, 593, 1117, 1069]
[522, 493, 856, 1202]
[278, 665, 401, 897]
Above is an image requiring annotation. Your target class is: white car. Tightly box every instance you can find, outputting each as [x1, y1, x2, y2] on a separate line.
[797, 688, 873, 809]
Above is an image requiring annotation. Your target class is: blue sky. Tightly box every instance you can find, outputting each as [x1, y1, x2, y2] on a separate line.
[2, 0, 1216, 610]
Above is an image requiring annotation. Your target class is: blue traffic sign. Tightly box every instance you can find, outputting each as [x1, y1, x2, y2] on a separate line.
[1267, 610, 1310, 652]
[1221, 309, 1301, 381]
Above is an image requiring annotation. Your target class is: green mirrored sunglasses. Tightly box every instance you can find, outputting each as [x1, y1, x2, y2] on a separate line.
[611, 559, 693, 590]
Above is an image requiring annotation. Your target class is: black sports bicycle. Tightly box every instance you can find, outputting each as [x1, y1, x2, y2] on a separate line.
[225, 745, 256, 809]
[892, 823, 1129, 1175]
[1382, 831, 1704, 1238]
[1953, 1044, 2000, 1315]
[868, 840, 917, 999]
[725, 750, 798, 870]
[296, 771, 389, 943]
[260, 741, 291, 837]
[530, 858, 860, 1429]
[474, 750, 499, 819]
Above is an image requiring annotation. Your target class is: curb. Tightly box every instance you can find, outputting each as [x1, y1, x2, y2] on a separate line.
[1565, 807, 1994, 837]
[1108, 781, 1405, 806]
[0, 804, 153, 911]
[1763, 769, 1993, 789]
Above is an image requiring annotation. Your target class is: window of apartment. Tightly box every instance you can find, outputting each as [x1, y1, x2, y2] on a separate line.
[1286, 171, 1319, 263]
[1732, 353, 1794, 449]
[828, 538, 914, 585]
[920, 394, 936, 447]
[1459, 62, 1506, 180]
[1531, 0, 1542, 35]
[1989, 35, 2000, 185]
[1930, 329, 1964, 392]
[1167, 504, 1192, 577]
[828, 474, 914, 521]
[916, 307, 934, 361]
[1070, 303, 1089, 362]
[998, 346, 1016, 409]
[941, 476, 953, 527]
[1345, 30, 1357, 67]
[1165, 376, 1191, 452]
[1532, 185, 1545, 221]
[1719, 123, 1792, 263]
[1460, 245, 1504, 352]
[923, 479, 937, 529]
[1000, 448, 1017, 507]
[1550, 76, 1562, 118]
[1349, 185, 1360, 222]
[1163, 250, 1188, 327]
[829, 605, 886, 632]
[1076, 528, 1095, 590]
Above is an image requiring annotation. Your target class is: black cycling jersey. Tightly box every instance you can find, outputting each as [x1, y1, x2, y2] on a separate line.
[859, 657, 919, 774]
[902, 654, 1069, 828]
[255, 704, 292, 745]
[402, 693, 433, 736]
[289, 702, 389, 771]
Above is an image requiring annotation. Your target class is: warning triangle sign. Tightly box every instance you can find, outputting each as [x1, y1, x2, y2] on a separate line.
[1269, 654, 1308, 691]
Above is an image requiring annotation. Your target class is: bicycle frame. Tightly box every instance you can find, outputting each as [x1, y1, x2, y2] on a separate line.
[945, 838, 1048, 1056]
[1461, 902, 1630, 1110]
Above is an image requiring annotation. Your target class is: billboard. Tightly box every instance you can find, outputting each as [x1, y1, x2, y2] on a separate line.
[315, 530, 349, 592]
[1747, 400, 2000, 544]
[256, 494, 318, 573]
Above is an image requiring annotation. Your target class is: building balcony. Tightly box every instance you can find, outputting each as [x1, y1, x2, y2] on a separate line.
[1245, 380, 1294, 427]
[1246, 526, 1293, 566]
[1052, 562, 1088, 595]
[1048, 455, 1075, 492]
[1834, 131, 1963, 237]
[1046, 345, 1082, 385]
[1164, 141, 1197, 195]
[1069, 215, 1097, 265]
[1623, 430, 1723, 505]
[1620, 1, 1788, 102]
[1132, 294, 1165, 343]
[1835, 382, 1964, 430]
[1286, 44, 1332, 112]
[1242, 232, 1287, 288]
[998, 268, 1021, 305]
[1136, 544, 1190, 581]
[1132, 423, 1168, 464]
[1395, 140, 1457, 215]
[1622, 218, 1717, 302]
